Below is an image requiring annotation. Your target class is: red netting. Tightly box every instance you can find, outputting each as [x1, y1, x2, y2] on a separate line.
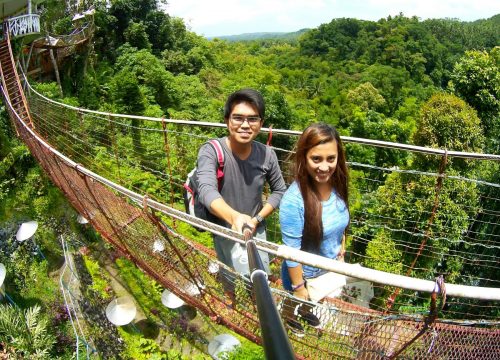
[1, 36, 499, 358]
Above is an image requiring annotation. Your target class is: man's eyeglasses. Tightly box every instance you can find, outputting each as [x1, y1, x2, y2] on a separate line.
[230, 114, 262, 125]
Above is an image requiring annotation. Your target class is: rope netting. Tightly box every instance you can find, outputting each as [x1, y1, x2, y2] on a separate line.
[2, 70, 500, 358]
[31, 22, 94, 49]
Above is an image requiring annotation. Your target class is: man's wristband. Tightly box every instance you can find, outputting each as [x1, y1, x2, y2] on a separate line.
[292, 281, 305, 291]
[255, 214, 264, 224]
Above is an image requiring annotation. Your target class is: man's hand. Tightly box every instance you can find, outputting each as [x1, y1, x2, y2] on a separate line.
[241, 223, 255, 240]
[231, 212, 254, 234]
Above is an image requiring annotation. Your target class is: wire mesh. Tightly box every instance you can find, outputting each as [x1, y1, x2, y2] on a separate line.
[1, 58, 499, 358]
[59, 236, 98, 359]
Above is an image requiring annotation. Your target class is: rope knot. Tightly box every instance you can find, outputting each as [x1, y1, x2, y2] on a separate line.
[434, 275, 447, 310]
[142, 195, 150, 212]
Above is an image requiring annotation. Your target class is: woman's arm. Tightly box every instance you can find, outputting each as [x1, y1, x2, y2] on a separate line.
[280, 184, 309, 298]
[337, 233, 346, 262]
[288, 264, 309, 300]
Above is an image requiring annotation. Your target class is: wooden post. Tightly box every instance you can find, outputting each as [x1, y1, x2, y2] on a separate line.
[47, 34, 63, 97]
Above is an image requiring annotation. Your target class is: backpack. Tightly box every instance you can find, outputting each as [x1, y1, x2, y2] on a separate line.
[183, 140, 225, 229]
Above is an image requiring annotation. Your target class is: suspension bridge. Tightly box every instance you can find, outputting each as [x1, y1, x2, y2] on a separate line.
[1, 19, 500, 359]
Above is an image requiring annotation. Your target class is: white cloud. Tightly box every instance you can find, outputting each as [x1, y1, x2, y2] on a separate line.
[165, 0, 500, 37]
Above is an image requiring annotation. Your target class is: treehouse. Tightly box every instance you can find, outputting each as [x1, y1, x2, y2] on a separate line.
[1, 0, 93, 85]
[0, 0, 42, 40]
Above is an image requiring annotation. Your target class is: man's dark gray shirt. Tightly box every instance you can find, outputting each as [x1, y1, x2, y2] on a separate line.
[197, 137, 286, 228]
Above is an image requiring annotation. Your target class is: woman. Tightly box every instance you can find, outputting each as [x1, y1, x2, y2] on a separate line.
[280, 123, 349, 304]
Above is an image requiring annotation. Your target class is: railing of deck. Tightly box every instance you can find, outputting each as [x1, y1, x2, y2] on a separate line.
[6, 14, 40, 37]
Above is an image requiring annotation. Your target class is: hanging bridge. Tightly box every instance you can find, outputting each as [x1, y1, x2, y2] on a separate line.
[1, 29, 500, 359]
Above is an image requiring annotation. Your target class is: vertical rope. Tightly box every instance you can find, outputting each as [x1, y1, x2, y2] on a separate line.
[81, 171, 133, 257]
[161, 117, 176, 227]
[78, 110, 88, 151]
[266, 125, 273, 146]
[108, 114, 121, 180]
[141, 200, 219, 317]
[386, 150, 449, 311]
[388, 276, 446, 359]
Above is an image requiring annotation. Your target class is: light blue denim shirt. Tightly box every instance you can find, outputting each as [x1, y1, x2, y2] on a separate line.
[280, 181, 349, 279]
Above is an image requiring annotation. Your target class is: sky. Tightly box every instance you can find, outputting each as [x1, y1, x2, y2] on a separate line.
[164, 0, 500, 37]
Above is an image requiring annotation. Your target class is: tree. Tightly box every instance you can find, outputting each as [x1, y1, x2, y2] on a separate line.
[259, 88, 295, 151]
[124, 21, 152, 51]
[143, 10, 173, 54]
[346, 82, 386, 112]
[111, 70, 145, 115]
[110, 70, 146, 162]
[340, 81, 413, 168]
[114, 45, 178, 109]
[0, 305, 55, 358]
[450, 47, 500, 152]
[413, 92, 485, 171]
[353, 168, 481, 311]
[110, 0, 162, 41]
[299, 18, 364, 59]
[359, 64, 410, 113]
[352, 93, 485, 311]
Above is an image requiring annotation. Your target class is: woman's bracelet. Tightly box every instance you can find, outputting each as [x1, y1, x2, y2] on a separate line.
[292, 281, 306, 291]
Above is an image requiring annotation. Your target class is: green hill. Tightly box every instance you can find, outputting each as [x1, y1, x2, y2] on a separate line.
[208, 28, 309, 41]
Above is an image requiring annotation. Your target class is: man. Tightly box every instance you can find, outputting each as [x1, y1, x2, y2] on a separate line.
[197, 88, 286, 275]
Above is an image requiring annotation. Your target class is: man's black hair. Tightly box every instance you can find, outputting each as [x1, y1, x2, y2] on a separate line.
[224, 88, 265, 120]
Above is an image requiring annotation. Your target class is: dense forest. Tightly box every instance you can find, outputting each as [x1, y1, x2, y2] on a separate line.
[28, 0, 499, 150]
[0, 0, 498, 358]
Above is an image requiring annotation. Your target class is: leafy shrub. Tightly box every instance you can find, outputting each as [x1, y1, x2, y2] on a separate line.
[83, 256, 113, 300]
[226, 339, 264, 360]
[119, 330, 170, 360]
[0, 304, 56, 358]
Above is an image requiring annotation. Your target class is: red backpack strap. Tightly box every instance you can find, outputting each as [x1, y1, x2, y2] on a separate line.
[208, 139, 224, 169]
[208, 139, 225, 189]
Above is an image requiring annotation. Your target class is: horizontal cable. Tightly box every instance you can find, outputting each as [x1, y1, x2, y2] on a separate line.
[23, 77, 500, 161]
[5, 88, 500, 302]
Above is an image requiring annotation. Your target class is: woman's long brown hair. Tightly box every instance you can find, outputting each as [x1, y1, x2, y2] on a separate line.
[294, 123, 349, 252]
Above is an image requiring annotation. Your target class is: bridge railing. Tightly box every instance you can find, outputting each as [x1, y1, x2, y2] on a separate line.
[4, 75, 500, 359]
[10, 81, 500, 302]
[5, 14, 40, 38]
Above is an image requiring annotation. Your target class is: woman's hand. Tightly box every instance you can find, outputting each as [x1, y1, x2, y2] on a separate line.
[336, 250, 345, 262]
[337, 234, 346, 262]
